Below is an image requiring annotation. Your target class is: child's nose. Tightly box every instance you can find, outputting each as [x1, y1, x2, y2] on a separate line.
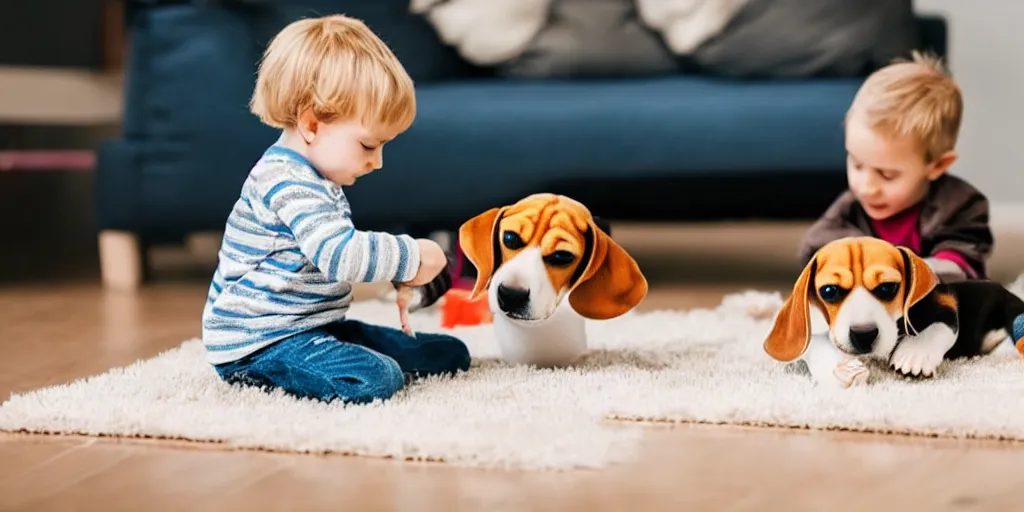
[860, 175, 882, 194]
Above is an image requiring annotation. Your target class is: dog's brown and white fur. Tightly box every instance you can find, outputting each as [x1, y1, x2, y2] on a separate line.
[459, 194, 648, 368]
[764, 236, 1024, 389]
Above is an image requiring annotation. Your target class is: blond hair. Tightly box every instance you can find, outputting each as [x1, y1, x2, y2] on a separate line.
[250, 15, 416, 132]
[846, 51, 962, 163]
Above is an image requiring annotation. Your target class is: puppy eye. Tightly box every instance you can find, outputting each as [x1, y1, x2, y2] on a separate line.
[543, 250, 576, 267]
[818, 285, 848, 304]
[502, 231, 526, 250]
[872, 282, 900, 301]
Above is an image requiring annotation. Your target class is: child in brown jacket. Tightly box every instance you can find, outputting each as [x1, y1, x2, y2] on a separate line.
[799, 52, 993, 282]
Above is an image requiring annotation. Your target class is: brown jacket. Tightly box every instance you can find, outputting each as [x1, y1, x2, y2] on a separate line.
[798, 174, 994, 279]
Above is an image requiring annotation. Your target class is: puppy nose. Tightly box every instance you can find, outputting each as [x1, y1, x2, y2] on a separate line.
[496, 284, 530, 313]
[848, 324, 879, 353]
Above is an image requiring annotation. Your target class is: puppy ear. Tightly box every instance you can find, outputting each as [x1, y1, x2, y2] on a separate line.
[458, 207, 504, 300]
[899, 246, 939, 335]
[568, 220, 648, 320]
[763, 257, 818, 362]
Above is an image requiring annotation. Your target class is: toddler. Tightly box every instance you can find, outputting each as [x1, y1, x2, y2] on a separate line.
[202, 14, 470, 404]
[799, 52, 993, 282]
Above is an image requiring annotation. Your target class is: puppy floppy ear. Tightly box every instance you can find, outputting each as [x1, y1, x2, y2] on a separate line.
[899, 246, 939, 335]
[458, 207, 504, 300]
[568, 220, 648, 320]
[764, 257, 818, 362]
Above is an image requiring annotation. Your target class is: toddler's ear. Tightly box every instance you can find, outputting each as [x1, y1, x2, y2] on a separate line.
[297, 109, 319, 144]
[928, 150, 957, 180]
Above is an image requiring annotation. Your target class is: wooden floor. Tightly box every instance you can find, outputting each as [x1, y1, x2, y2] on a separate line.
[4, 278, 1024, 511]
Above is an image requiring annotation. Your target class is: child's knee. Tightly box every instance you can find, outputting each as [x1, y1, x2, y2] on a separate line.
[373, 354, 406, 399]
[339, 353, 405, 403]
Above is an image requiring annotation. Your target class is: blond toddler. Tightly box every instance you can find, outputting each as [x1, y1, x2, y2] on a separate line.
[202, 15, 470, 404]
[799, 52, 993, 282]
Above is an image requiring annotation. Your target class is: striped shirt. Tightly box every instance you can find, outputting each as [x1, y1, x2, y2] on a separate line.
[201, 145, 420, 365]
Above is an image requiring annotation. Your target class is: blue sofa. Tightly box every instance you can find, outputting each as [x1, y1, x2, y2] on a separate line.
[94, 0, 947, 289]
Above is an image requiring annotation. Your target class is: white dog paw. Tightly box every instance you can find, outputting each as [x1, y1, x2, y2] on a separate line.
[833, 358, 870, 388]
[890, 339, 944, 378]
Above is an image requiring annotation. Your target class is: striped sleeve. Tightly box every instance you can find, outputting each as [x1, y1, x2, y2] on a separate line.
[254, 170, 420, 284]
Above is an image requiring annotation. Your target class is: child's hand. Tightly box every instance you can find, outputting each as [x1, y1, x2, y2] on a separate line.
[415, 258, 453, 310]
[395, 239, 454, 313]
[407, 239, 448, 286]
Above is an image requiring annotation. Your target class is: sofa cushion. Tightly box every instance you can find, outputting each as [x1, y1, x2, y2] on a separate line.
[343, 76, 864, 227]
[498, 0, 678, 78]
[265, 0, 486, 83]
[692, 0, 919, 78]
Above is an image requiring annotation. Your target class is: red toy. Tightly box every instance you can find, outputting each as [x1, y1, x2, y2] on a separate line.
[438, 236, 493, 329]
[440, 288, 492, 328]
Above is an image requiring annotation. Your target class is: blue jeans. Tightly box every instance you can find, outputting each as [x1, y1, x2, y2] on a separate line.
[213, 319, 471, 404]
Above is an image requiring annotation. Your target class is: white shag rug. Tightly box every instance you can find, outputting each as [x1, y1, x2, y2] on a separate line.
[2, 280, 1024, 471]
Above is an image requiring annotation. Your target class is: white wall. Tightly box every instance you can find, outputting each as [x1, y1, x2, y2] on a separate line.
[916, 0, 1024, 205]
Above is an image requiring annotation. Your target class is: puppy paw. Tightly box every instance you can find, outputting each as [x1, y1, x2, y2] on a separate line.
[833, 358, 870, 388]
[890, 339, 943, 378]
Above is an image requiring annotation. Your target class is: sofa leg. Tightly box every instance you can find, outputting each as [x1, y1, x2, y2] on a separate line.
[99, 230, 145, 291]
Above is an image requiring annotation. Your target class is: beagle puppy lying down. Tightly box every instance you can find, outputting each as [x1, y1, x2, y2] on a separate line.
[459, 193, 648, 367]
[764, 236, 1024, 388]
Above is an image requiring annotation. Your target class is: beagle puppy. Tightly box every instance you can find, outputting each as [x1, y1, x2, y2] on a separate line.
[764, 236, 1024, 388]
[459, 193, 648, 367]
